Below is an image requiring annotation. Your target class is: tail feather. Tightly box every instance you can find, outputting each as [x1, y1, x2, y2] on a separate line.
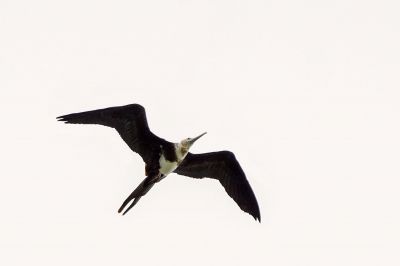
[118, 176, 156, 215]
[122, 197, 141, 215]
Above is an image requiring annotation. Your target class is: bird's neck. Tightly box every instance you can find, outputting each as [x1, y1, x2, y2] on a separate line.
[175, 143, 189, 163]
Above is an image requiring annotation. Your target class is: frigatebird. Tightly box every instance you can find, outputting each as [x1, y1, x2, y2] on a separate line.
[57, 104, 260, 221]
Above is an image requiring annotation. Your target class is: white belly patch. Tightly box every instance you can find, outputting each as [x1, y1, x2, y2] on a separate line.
[159, 155, 178, 175]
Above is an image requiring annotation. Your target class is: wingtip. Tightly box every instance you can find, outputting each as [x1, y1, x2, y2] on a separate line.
[253, 214, 261, 223]
[56, 115, 68, 123]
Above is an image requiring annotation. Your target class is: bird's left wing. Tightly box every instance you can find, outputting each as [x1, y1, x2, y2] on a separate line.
[174, 151, 261, 221]
[57, 104, 166, 164]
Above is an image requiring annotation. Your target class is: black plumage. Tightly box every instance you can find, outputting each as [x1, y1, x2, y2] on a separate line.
[57, 104, 260, 221]
[175, 152, 260, 221]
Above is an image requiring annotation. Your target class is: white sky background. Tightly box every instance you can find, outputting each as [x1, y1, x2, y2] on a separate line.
[1, 0, 400, 265]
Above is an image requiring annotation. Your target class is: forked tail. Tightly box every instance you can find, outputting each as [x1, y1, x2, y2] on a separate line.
[118, 175, 158, 215]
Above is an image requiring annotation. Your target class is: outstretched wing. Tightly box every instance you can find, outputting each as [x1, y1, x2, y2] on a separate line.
[57, 104, 166, 164]
[174, 151, 261, 221]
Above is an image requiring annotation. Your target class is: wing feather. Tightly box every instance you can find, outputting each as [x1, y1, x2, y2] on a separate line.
[174, 151, 261, 221]
[57, 104, 167, 164]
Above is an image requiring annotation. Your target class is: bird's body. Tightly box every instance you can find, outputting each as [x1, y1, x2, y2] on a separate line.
[159, 152, 179, 175]
[57, 104, 260, 221]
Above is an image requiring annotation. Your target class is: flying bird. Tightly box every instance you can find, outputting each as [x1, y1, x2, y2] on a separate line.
[57, 104, 260, 221]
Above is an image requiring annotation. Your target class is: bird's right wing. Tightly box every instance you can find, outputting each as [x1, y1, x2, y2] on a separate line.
[174, 151, 261, 221]
[57, 104, 165, 164]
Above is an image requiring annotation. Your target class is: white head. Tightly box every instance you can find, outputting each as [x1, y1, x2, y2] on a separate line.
[178, 132, 207, 155]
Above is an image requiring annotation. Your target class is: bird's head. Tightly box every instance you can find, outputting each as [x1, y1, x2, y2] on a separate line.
[179, 132, 207, 154]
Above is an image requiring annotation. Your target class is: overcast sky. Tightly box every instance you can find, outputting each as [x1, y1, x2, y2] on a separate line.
[1, 0, 400, 265]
